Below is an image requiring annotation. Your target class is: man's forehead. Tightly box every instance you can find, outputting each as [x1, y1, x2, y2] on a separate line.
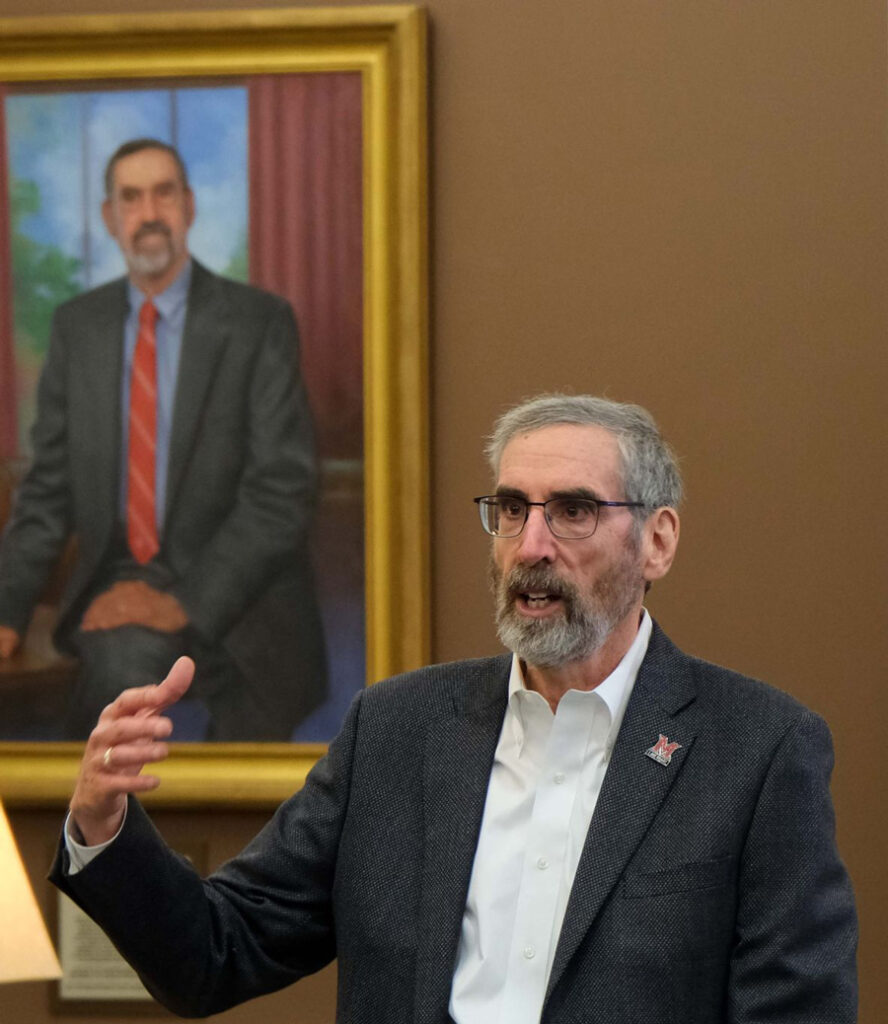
[496, 423, 623, 492]
[110, 148, 183, 190]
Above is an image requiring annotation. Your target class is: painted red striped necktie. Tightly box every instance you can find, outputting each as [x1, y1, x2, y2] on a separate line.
[127, 300, 160, 564]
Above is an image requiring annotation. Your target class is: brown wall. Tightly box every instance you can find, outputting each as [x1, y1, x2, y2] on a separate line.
[2, 0, 885, 1021]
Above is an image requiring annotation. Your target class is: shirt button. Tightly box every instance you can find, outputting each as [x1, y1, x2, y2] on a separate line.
[553, 772, 566, 785]
[537, 857, 549, 871]
[523, 945, 536, 960]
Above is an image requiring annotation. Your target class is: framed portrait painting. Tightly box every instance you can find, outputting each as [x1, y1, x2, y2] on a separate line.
[0, 6, 429, 806]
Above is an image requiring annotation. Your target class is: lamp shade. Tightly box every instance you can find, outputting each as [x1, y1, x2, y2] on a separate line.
[0, 798, 61, 983]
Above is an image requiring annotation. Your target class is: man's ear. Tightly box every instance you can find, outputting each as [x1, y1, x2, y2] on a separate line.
[641, 506, 680, 584]
[185, 188, 196, 229]
[101, 199, 117, 240]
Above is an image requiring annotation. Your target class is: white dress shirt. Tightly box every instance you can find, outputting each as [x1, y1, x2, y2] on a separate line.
[449, 611, 652, 1024]
[64, 809, 124, 874]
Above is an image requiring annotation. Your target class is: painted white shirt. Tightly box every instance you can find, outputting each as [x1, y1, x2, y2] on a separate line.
[449, 611, 652, 1024]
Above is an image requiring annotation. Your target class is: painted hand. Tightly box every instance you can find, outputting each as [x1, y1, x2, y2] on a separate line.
[81, 581, 189, 633]
[0, 625, 20, 658]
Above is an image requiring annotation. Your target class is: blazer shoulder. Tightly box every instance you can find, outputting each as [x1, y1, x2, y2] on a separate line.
[190, 261, 292, 318]
[53, 276, 127, 322]
[361, 654, 512, 721]
[685, 649, 826, 742]
[649, 621, 825, 735]
[696, 654, 817, 716]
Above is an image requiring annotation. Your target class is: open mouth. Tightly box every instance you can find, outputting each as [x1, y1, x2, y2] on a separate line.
[518, 590, 563, 612]
[493, 559, 573, 619]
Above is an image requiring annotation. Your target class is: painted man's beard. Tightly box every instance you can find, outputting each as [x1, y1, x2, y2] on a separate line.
[488, 546, 644, 668]
[125, 221, 175, 278]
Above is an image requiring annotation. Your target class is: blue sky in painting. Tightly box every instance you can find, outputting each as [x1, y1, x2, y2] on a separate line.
[6, 86, 247, 288]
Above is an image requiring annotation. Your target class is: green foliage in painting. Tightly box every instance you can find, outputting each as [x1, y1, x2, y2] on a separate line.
[223, 228, 249, 283]
[10, 176, 82, 359]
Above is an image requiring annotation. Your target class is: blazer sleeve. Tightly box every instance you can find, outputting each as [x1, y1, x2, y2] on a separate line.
[50, 686, 364, 1017]
[727, 710, 858, 1022]
[0, 311, 73, 631]
[167, 299, 319, 643]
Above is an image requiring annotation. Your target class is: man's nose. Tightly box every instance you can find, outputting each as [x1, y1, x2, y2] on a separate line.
[138, 192, 160, 220]
[515, 505, 558, 563]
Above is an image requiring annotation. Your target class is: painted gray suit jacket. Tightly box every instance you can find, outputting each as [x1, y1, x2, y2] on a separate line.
[51, 624, 857, 1022]
[0, 261, 325, 727]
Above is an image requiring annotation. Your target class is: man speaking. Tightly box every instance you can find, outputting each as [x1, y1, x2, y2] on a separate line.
[51, 394, 857, 1021]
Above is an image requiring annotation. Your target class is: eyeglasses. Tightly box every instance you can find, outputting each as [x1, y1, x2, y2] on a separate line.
[474, 495, 646, 540]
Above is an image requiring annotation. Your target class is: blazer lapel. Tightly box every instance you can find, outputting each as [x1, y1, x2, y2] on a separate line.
[165, 262, 229, 520]
[414, 657, 511, 1023]
[545, 626, 700, 1000]
[79, 282, 127, 540]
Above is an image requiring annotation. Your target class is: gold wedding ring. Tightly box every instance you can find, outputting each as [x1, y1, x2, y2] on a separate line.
[102, 746, 114, 768]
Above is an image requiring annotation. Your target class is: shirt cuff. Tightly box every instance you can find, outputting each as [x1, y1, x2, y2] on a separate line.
[63, 804, 128, 875]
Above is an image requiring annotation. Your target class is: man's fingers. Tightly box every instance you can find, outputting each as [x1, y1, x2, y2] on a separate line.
[97, 738, 171, 775]
[93, 713, 174, 750]
[132, 655, 195, 716]
[153, 656, 195, 710]
[98, 657, 195, 722]
[98, 683, 166, 721]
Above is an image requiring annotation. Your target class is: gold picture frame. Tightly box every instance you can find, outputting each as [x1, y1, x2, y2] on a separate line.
[0, 5, 428, 807]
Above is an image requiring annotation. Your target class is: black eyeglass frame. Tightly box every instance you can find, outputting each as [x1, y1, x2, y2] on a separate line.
[473, 495, 648, 540]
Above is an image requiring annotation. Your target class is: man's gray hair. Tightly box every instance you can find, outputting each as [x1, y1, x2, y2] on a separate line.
[486, 393, 683, 511]
[104, 138, 190, 198]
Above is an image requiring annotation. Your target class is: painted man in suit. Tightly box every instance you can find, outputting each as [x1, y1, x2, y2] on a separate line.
[0, 138, 326, 740]
[52, 395, 857, 1021]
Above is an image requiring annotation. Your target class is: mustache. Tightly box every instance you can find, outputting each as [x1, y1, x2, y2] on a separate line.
[134, 221, 172, 242]
[501, 563, 576, 602]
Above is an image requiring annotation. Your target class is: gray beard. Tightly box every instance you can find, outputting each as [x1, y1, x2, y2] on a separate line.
[489, 547, 643, 669]
[125, 224, 175, 279]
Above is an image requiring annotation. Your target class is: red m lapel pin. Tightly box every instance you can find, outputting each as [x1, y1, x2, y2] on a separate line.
[644, 734, 682, 766]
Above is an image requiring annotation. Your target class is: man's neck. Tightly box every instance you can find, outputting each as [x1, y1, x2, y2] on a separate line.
[522, 608, 644, 713]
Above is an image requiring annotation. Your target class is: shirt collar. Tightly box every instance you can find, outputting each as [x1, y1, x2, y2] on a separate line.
[127, 257, 192, 322]
[507, 608, 653, 751]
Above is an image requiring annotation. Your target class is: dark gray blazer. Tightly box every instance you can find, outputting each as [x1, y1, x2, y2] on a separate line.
[0, 261, 326, 727]
[51, 624, 857, 1022]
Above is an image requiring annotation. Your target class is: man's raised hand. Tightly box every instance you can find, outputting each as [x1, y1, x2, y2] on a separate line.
[69, 657, 195, 846]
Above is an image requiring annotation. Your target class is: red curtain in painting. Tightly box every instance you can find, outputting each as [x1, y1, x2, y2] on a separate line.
[0, 87, 19, 458]
[248, 74, 363, 461]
